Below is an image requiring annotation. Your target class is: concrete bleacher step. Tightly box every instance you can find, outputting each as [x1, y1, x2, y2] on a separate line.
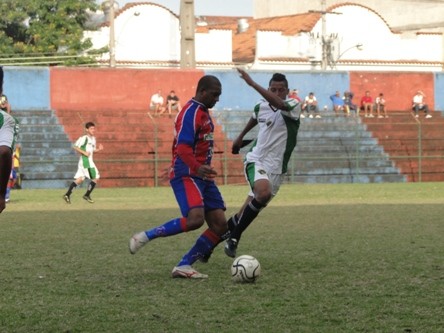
[13, 110, 78, 189]
[363, 111, 444, 181]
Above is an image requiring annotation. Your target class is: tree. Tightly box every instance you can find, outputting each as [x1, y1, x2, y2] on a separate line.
[0, 0, 102, 65]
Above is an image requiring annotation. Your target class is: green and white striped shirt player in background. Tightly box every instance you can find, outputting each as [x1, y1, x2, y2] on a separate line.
[0, 66, 19, 213]
[224, 68, 301, 258]
[63, 122, 103, 204]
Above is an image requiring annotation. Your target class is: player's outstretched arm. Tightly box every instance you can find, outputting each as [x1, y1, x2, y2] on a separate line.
[237, 68, 289, 111]
[232, 117, 257, 154]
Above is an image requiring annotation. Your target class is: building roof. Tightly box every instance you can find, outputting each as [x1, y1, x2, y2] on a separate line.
[197, 12, 321, 63]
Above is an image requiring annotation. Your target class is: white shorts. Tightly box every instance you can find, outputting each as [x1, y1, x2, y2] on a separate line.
[74, 162, 100, 180]
[244, 162, 284, 197]
[0, 111, 18, 149]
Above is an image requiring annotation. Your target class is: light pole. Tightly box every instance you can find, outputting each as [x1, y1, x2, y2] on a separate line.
[180, 0, 196, 68]
[108, 0, 116, 67]
[332, 43, 363, 69]
[309, 0, 342, 70]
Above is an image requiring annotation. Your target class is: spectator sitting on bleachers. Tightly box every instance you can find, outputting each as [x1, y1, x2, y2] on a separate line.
[343, 91, 358, 116]
[330, 91, 345, 116]
[302, 92, 321, 119]
[375, 93, 388, 118]
[360, 91, 374, 118]
[412, 90, 432, 119]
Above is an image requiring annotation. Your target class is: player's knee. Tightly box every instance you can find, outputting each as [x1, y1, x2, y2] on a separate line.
[186, 215, 205, 230]
[255, 190, 272, 205]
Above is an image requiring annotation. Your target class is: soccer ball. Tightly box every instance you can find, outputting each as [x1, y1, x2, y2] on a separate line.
[231, 255, 261, 283]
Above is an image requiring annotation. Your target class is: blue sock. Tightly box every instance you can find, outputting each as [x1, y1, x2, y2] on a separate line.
[177, 229, 220, 266]
[146, 217, 187, 240]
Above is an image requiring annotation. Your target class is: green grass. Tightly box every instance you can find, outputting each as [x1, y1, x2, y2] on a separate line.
[1, 183, 443, 332]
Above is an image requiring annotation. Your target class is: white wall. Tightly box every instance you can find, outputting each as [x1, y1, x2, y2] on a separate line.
[195, 30, 233, 63]
[254, 0, 444, 31]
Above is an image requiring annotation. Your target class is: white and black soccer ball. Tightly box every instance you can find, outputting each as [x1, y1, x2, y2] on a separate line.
[231, 255, 261, 283]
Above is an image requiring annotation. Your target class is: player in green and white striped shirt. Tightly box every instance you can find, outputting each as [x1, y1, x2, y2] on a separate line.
[63, 122, 103, 204]
[224, 69, 301, 258]
[0, 66, 19, 213]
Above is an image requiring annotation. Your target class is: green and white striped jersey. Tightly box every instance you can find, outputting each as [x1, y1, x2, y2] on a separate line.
[246, 98, 301, 174]
[75, 135, 97, 169]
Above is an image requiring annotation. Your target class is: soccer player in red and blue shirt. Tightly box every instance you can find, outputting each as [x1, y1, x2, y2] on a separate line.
[129, 75, 228, 279]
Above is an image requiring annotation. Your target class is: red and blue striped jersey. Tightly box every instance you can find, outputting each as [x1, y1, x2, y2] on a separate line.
[169, 99, 214, 179]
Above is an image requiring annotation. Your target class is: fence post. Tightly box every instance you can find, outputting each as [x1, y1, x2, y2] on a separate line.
[354, 116, 360, 181]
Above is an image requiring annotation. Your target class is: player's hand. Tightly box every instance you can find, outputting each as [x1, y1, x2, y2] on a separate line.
[236, 68, 254, 86]
[232, 137, 243, 154]
[198, 165, 217, 180]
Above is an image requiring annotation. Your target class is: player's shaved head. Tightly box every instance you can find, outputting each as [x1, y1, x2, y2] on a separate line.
[196, 75, 221, 94]
[195, 75, 222, 109]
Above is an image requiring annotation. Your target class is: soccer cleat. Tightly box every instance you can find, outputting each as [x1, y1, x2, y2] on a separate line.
[129, 231, 149, 254]
[83, 195, 94, 203]
[171, 265, 208, 279]
[224, 238, 238, 258]
[425, 114, 432, 119]
[63, 195, 71, 204]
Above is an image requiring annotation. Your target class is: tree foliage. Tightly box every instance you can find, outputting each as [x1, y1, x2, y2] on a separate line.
[0, 0, 101, 65]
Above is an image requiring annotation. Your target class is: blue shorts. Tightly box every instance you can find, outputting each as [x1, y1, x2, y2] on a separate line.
[170, 176, 226, 217]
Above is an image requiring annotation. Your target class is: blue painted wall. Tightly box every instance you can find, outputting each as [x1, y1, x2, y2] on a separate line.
[434, 73, 444, 111]
[3, 67, 51, 111]
[205, 70, 350, 111]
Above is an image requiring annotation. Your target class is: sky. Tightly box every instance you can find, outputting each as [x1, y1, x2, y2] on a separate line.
[99, 0, 254, 17]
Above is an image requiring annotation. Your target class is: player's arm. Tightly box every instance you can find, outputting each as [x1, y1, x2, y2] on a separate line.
[237, 68, 290, 111]
[232, 117, 257, 154]
[95, 144, 104, 152]
[176, 143, 216, 179]
[73, 146, 89, 156]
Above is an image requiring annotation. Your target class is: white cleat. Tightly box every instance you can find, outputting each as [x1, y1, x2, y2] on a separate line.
[425, 114, 432, 119]
[129, 232, 149, 254]
[171, 265, 208, 279]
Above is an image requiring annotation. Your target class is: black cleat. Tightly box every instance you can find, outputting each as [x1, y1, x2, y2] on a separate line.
[224, 238, 238, 258]
[63, 195, 71, 204]
[83, 195, 94, 203]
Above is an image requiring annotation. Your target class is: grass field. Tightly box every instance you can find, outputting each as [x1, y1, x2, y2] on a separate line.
[1, 183, 443, 333]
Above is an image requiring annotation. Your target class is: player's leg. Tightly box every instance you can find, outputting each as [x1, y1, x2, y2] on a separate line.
[64, 162, 87, 203]
[0, 146, 12, 213]
[225, 163, 271, 257]
[173, 207, 226, 279]
[83, 167, 99, 203]
[0, 112, 16, 213]
[174, 180, 228, 266]
[129, 176, 206, 254]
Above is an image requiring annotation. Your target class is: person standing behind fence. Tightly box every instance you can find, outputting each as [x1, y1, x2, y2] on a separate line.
[412, 91, 432, 119]
[63, 122, 103, 204]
